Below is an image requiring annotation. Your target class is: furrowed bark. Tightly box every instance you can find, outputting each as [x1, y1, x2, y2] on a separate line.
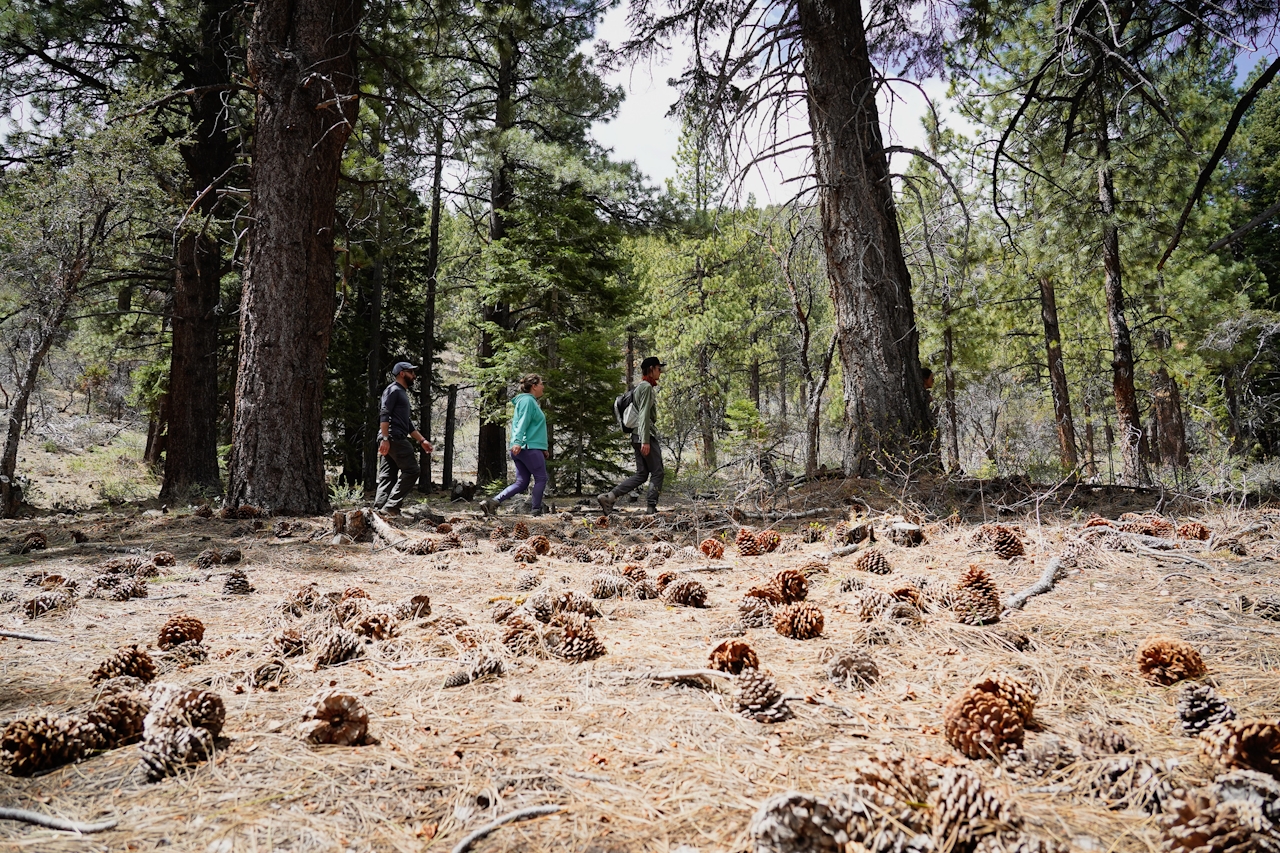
[1039, 276, 1079, 472]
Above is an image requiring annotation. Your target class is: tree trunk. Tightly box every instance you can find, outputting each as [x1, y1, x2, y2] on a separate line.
[625, 328, 636, 386]
[228, 0, 359, 514]
[942, 318, 959, 471]
[1095, 108, 1149, 485]
[160, 0, 238, 503]
[1150, 330, 1189, 469]
[144, 393, 169, 468]
[1083, 401, 1098, 478]
[1038, 276, 1079, 472]
[417, 121, 444, 493]
[698, 346, 717, 466]
[443, 384, 457, 489]
[795, 0, 931, 475]
[362, 262, 383, 492]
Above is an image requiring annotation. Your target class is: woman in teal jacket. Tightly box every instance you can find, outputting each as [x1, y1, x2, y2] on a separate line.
[480, 374, 549, 516]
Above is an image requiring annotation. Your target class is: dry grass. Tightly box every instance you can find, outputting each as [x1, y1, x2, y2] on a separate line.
[1, 503, 1278, 852]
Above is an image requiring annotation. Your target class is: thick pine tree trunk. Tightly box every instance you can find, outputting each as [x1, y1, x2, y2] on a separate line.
[942, 316, 959, 470]
[228, 0, 359, 514]
[160, 0, 238, 503]
[795, 0, 931, 475]
[1039, 276, 1079, 472]
[417, 122, 444, 493]
[1150, 330, 1189, 469]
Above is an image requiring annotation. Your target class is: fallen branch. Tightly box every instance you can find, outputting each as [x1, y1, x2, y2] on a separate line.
[1160, 572, 1194, 583]
[732, 506, 842, 520]
[451, 805, 564, 853]
[642, 669, 733, 690]
[1132, 545, 1210, 570]
[681, 564, 737, 573]
[0, 630, 62, 642]
[822, 542, 867, 560]
[1003, 556, 1067, 613]
[0, 808, 118, 833]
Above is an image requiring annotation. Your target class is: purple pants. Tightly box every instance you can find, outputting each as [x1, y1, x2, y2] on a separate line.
[494, 448, 547, 509]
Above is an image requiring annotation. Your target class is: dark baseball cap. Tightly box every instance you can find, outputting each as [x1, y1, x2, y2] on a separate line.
[392, 361, 418, 375]
[640, 356, 666, 372]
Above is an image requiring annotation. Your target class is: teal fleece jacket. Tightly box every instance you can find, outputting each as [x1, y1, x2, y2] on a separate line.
[509, 393, 548, 450]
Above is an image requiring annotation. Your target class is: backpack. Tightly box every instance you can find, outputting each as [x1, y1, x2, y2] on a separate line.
[613, 388, 638, 434]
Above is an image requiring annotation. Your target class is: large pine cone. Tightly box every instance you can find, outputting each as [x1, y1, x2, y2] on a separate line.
[768, 569, 809, 603]
[853, 750, 931, 803]
[1158, 790, 1262, 853]
[553, 590, 600, 619]
[737, 528, 763, 557]
[944, 682, 1026, 759]
[393, 594, 431, 621]
[1199, 720, 1280, 779]
[954, 565, 1001, 626]
[300, 690, 371, 746]
[1177, 521, 1211, 541]
[223, 568, 253, 595]
[162, 640, 209, 669]
[313, 628, 365, 667]
[194, 548, 222, 571]
[1078, 723, 1135, 759]
[90, 644, 157, 685]
[515, 571, 541, 591]
[512, 544, 538, 563]
[1252, 595, 1280, 622]
[158, 614, 206, 650]
[853, 549, 892, 575]
[23, 588, 76, 618]
[0, 714, 88, 776]
[854, 588, 893, 621]
[735, 669, 790, 723]
[82, 694, 148, 751]
[827, 649, 879, 689]
[502, 610, 544, 655]
[1137, 636, 1208, 685]
[546, 612, 606, 662]
[138, 725, 215, 781]
[709, 639, 759, 674]
[661, 577, 708, 608]
[773, 602, 824, 640]
[932, 767, 1021, 848]
[972, 674, 1037, 723]
[353, 609, 400, 640]
[527, 535, 551, 556]
[991, 528, 1025, 559]
[755, 530, 782, 553]
[748, 786, 929, 853]
[512, 521, 530, 539]
[590, 573, 632, 599]
[699, 538, 725, 559]
[145, 687, 226, 737]
[739, 596, 775, 628]
[1208, 769, 1280, 825]
[1178, 684, 1237, 736]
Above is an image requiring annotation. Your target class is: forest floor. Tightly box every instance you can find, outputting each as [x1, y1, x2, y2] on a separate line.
[1, 482, 1278, 853]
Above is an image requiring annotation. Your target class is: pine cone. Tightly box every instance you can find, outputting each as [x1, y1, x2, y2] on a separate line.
[594, 515, 609, 528]
[194, 548, 222, 571]
[1004, 736, 1078, 780]
[82, 694, 148, 750]
[932, 767, 1021, 849]
[991, 528, 1025, 559]
[972, 674, 1037, 723]
[100, 555, 149, 574]
[515, 571, 541, 591]
[853, 548, 892, 575]
[223, 568, 253, 595]
[0, 714, 88, 776]
[709, 639, 759, 674]
[944, 684, 1025, 758]
[19, 530, 48, 552]
[699, 538, 725, 559]
[546, 612, 606, 662]
[827, 649, 879, 689]
[246, 657, 289, 691]
[162, 640, 209, 669]
[1200, 720, 1280, 779]
[755, 530, 782, 553]
[852, 750, 931, 802]
[854, 588, 893, 621]
[890, 585, 927, 609]
[443, 670, 472, 688]
[1089, 756, 1176, 814]
[1208, 769, 1280, 825]
[769, 569, 809, 603]
[553, 590, 600, 618]
[661, 577, 708, 607]
[1158, 790, 1260, 853]
[23, 588, 76, 618]
[1178, 684, 1237, 736]
[300, 690, 371, 746]
[512, 521, 530, 539]
[748, 786, 928, 853]
[773, 602, 824, 640]
[1177, 521, 1211, 541]
[313, 628, 364, 667]
[145, 687, 226, 737]
[502, 611, 544, 655]
[735, 669, 790, 723]
[954, 565, 1001, 626]
[137, 725, 214, 781]
[1137, 636, 1208, 685]
[631, 579, 660, 600]
[738, 596, 775, 628]
[158, 614, 205, 650]
[490, 525, 508, 541]
[737, 528, 762, 557]
[1252, 595, 1280, 622]
[393, 594, 432, 621]
[353, 609, 399, 640]
[1078, 723, 1135, 758]
[991, 626, 1031, 651]
[513, 544, 538, 563]
[590, 573, 632, 599]
[222, 548, 243, 564]
[629, 543, 650, 561]
[837, 575, 865, 592]
[90, 644, 157, 684]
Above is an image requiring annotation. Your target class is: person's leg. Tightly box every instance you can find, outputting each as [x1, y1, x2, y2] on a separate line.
[524, 450, 548, 510]
[494, 451, 532, 503]
[613, 442, 650, 496]
[645, 440, 664, 511]
[385, 440, 420, 509]
[373, 452, 397, 509]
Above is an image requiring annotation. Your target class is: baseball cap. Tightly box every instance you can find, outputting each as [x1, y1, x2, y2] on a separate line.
[392, 361, 418, 375]
[640, 356, 666, 372]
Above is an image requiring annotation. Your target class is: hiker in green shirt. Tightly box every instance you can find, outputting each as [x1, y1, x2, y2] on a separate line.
[480, 374, 549, 516]
[599, 356, 665, 514]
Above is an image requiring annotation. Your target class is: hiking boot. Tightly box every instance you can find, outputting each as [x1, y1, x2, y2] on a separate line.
[646, 504, 658, 515]
[531, 506, 545, 517]
[382, 506, 401, 517]
[479, 497, 499, 517]
[596, 492, 616, 514]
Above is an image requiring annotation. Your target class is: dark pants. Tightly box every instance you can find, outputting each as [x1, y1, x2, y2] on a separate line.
[374, 439, 420, 509]
[494, 449, 547, 509]
[611, 439, 663, 507]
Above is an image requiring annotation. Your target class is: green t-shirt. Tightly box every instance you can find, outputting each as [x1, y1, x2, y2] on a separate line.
[510, 393, 548, 450]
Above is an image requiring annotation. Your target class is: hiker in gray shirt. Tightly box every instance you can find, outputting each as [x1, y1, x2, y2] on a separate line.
[374, 361, 434, 514]
[598, 356, 665, 515]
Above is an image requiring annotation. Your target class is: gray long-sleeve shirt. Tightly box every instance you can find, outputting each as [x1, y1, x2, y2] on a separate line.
[631, 380, 657, 443]
[379, 382, 416, 439]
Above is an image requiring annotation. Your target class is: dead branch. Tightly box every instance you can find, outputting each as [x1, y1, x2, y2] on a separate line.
[0, 630, 62, 642]
[450, 805, 564, 853]
[732, 506, 842, 520]
[1003, 555, 1068, 613]
[0, 808, 117, 833]
[641, 669, 734, 690]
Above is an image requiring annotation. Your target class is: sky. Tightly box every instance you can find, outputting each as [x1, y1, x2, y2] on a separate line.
[587, 4, 962, 206]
